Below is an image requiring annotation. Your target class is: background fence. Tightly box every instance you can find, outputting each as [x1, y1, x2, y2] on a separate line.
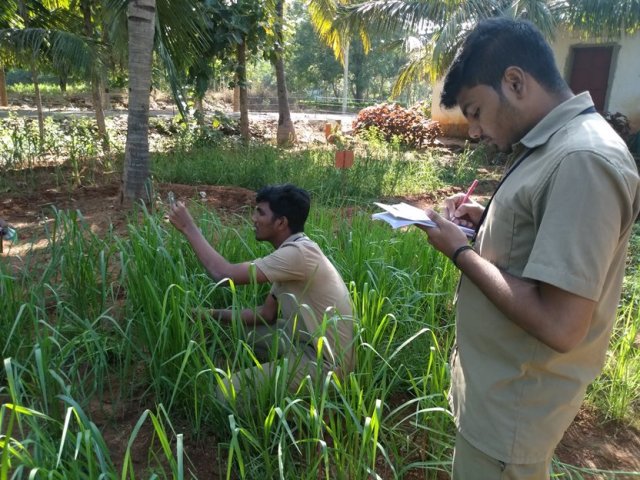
[244, 94, 403, 114]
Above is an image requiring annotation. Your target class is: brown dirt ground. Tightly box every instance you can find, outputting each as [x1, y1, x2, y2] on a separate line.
[1, 116, 640, 478]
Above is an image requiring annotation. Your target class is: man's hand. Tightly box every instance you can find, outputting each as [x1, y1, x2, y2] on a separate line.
[192, 307, 216, 321]
[194, 297, 278, 327]
[168, 201, 198, 236]
[443, 193, 484, 229]
[417, 209, 470, 258]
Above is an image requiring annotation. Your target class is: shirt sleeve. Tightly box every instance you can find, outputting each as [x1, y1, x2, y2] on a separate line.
[254, 244, 307, 283]
[523, 151, 627, 300]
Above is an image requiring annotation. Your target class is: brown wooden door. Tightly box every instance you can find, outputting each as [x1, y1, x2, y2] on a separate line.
[569, 46, 613, 112]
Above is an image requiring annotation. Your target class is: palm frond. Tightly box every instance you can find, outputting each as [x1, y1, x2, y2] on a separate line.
[155, 0, 210, 64]
[0, 26, 96, 75]
[48, 29, 95, 74]
[563, 0, 640, 37]
[307, 0, 345, 59]
[155, 25, 188, 118]
[340, 0, 496, 37]
[391, 45, 433, 97]
[0, 27, 48, 59]
[344, 0, 640, 98]
[340, 0, 437, 37]
[104, 0, 129, 64]
[500, 0, 559, 38]
[0, 1, 20, 28]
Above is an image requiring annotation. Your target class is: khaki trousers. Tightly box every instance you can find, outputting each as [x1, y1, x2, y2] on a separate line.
[452, 431, 552, 480]
[216, 322, 325, 404]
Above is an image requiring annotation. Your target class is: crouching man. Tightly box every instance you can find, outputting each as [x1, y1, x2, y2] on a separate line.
[168, 184, 354, 402]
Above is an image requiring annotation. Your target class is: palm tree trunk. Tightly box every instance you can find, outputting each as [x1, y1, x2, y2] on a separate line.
[121, 0, 156, 205]
[100, 19, 111, 111]
[194, 96, 205, 125]
[237, 40, 250, 141]
[92, 77, 110, 153]
[274, 0, 295, 146]
[0, 66, 7, 107]
[233, 86, 240, 112]
[30, 62, 45, 143]
[342, 41, 349, 114]
[82, 0, 110, 154]
[18, 0, 44, 143]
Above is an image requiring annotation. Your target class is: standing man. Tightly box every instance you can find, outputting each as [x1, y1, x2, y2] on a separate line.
[422, 18, 640, 478]
[168, 183, 354, 400]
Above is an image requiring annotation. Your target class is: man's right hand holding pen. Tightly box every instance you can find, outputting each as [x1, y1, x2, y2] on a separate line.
[443, 179, 485, 230]
[418, 179, 484, 261]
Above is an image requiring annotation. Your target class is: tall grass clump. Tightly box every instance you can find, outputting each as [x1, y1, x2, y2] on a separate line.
[152, 142, 446, 203]
[0, 115, 53, 170]
[1, 354, 186, 479]
[586, 283, 640, 422]
[1, 361, 116, 479]
[109, 205, 275, 434]
[151, 204, 460, 478]
[584, 223, 640, 423]
[37, 202, 457, 478]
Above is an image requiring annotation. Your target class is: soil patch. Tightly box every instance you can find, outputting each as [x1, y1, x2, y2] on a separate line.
[556, 406, 640, 478]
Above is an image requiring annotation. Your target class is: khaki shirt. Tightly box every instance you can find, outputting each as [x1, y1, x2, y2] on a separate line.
[452, 92, 640, 463]
[254, 233, 354, 372]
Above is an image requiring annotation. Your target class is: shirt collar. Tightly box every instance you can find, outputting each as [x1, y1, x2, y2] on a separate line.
[279, 232, 306, 248]
[515, 91, 595, 150]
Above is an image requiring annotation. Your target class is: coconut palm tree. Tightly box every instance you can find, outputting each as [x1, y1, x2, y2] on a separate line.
[0, 0, 115, 148]
[106, 0, 210, 203]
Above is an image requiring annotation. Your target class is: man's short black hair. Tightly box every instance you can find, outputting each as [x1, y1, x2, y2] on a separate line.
[441, 17, 569, 109]
[256, 184, 310, 233]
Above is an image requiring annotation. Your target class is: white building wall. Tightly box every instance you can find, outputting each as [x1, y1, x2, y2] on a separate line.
[554, 28, 640, 131]
[431, 80, 468, 137]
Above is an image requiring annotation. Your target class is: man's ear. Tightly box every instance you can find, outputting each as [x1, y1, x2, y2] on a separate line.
[277, 216, 289, 231]
[502, 66, 526, 97]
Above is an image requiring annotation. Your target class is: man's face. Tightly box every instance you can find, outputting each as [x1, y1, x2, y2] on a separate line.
[252, 201, 280, 242]
[457, 84, 524, 153]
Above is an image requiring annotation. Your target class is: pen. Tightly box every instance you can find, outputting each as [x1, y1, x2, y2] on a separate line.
[460, 179, 479, 205]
